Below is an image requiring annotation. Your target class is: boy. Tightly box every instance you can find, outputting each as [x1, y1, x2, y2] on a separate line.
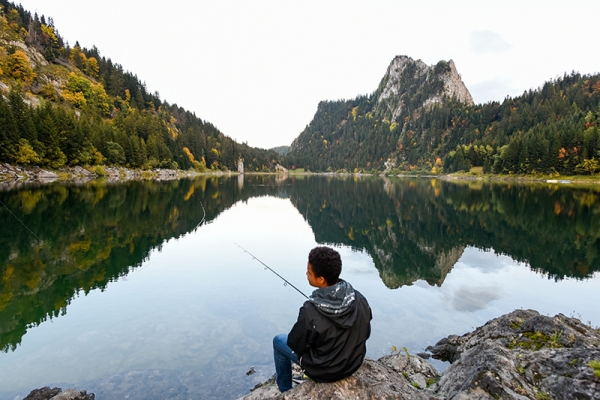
[272, 246, 372, 392]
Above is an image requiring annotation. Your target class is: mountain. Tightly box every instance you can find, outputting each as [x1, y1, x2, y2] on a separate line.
[287, 55, 600, 175]
[286, 55, 474, 172]
[0, 0, 282, 172]
[269, 145, 290, 156]
[373, 56, 473, 122]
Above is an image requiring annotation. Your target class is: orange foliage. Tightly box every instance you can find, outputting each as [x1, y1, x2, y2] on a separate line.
[183, 147, 195, 162]
[558, 148, 568, 159]
[554, 202, 562, 215]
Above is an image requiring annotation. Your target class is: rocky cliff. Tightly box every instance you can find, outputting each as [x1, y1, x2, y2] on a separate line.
[286, 55, 474, 172]
[375, 56, 473, 122]
[239, 309, 600, 399]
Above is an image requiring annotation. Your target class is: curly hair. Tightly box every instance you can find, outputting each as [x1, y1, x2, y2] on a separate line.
[308, 246, 342, 286]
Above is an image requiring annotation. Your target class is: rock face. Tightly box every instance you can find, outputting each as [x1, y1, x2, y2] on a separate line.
[427, 309, 600, 399]
[241, 355, 439, 400]
[240, 310, 600, 400]
[24, 387, 94, 400]
[375, 55, 474, 122]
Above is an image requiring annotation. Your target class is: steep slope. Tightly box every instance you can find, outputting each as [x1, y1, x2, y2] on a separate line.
[287, 54, 600, 175]
[286, 55, 473, 171]
[374, 56, 473, 122]
[0, 0, 282, 172]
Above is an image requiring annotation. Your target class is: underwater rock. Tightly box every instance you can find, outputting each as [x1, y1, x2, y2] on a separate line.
[23, 387, 94, 400]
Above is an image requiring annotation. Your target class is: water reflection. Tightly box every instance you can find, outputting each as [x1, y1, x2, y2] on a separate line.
[2, 177, 600, 354]
[0, 176, 599, 398]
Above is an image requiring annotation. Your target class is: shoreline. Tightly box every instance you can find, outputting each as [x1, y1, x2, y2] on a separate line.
[1, 163, 599, 188]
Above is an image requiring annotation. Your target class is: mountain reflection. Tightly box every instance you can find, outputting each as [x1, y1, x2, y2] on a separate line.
[1, 176, 599, 352]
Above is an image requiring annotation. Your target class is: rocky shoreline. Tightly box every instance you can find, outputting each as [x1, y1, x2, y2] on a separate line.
[240, 309, 599, 400]
[0, 163, 184, 183]
[20, 310, 600, 399]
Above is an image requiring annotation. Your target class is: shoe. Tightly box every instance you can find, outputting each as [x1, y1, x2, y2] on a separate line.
[292, 374, 308, 384]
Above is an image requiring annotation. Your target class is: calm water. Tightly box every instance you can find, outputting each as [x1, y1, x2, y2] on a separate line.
[1, 175, 599, 399]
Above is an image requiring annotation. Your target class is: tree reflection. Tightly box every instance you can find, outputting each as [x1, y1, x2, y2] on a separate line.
[1, 176, 599, 352]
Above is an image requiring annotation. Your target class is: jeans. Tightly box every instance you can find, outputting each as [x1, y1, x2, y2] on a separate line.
[273, 334, 299, 392]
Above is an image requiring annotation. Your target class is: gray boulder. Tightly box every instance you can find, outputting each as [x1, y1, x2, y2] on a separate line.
[240, 354, 439, 400]
[242, 309, 600, 399]
[427, 309, 600, 399]
[24, 387, 94, 400]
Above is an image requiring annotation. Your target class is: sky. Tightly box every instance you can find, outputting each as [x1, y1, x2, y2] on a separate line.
[15, 0, 600, 149]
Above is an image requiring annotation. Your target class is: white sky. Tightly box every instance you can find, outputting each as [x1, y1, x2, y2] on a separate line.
[16, 0, 600, 149]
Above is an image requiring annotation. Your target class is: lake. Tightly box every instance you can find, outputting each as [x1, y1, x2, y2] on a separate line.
[1, 175, 599, 399]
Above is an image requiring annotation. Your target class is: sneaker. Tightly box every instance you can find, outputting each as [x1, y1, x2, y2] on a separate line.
[292, 374, 308, 384]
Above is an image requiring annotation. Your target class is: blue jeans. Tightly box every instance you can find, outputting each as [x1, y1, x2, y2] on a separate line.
[273, 334, 299, 392]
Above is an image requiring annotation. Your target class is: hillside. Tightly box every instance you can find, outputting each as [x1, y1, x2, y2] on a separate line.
[286, 56, 474, 172]
[0, 0, 282, 172]
[286, 55, 600, 175]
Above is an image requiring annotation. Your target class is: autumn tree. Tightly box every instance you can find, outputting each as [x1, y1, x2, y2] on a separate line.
[6, 50, 35, 83]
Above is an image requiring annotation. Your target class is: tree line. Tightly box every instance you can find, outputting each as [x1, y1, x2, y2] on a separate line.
[287, 59, 600, 175]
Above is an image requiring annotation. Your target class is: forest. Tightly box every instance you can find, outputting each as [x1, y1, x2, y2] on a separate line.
[0, 0, 283, 172]
[1, 0, 599, 176]
[287, 68, 600, 175]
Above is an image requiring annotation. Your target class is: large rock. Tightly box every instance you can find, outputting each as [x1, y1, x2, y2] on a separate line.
[427, 309, 600, 399]
[242, 310, 600, 399]
[240, 354, 439, 400]
[24, 387, 94, 400]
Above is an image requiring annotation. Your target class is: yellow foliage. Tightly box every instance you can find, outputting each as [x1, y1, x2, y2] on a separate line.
[18, 190, 45, 214]
[7, 50, 36, 83]
[184, 185, 195, 201]
[40, 24, 59, 46]
[16, 139, 41, 165]
[347, 227, 355, 240]
[86, 57, 99, 78]
[169, 206, 179, 221]
[68, 240, 92, 254]
[2, 265, 14, 281]
[62, 90, 87, 107]
[63, 73, 111, 113]
[183, 147, 195, 162]
[351, 106, 359, 121]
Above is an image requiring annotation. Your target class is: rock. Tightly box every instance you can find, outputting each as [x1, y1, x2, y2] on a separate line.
[428, 309, 600, 399]
[23, 387, 94, 400]
[23, 387, 62, 400]
[240, 356, 437, 400]
[242, 310, 600, 399]
[376, 55, 473, 122]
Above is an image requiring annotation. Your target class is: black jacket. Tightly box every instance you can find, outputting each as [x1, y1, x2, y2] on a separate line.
[287, 281, 372, 382]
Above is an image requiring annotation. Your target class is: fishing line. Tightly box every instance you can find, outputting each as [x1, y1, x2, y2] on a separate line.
[0, 198, 84, 271]
[0, 196, 207, 276]
[235, 243, 309, 299]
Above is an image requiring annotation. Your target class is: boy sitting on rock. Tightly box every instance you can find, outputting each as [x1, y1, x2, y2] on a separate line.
[272, 246, 372, 392]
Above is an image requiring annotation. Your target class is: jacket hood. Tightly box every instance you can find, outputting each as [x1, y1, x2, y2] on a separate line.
[309, 279, 357, 328]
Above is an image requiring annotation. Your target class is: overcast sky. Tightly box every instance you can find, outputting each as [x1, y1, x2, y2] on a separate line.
[17, 0, 600, 149]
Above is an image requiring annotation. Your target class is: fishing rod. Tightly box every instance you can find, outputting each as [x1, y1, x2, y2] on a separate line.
[0, 198, 84, 271]
[235, 243, 309, 299]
